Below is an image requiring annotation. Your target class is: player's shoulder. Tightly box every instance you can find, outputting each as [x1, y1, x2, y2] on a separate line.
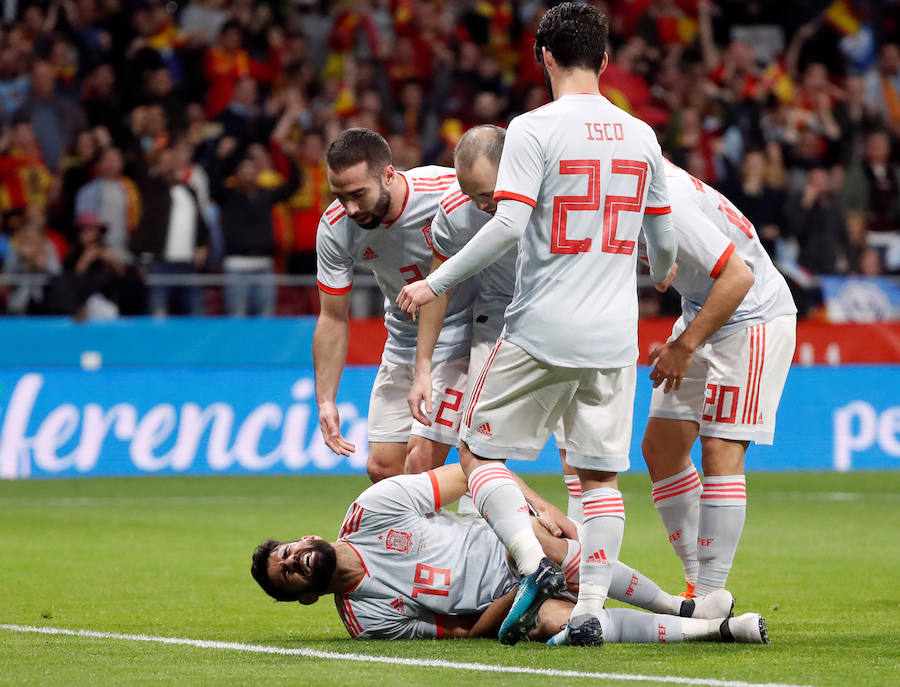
[406, 165, 456, 191]
[437, 182, 473, 217]
[320, 199, 347, 228]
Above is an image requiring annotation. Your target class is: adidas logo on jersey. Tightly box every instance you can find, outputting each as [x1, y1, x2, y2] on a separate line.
[586, 549, 609, 565]
[476, 423, 492, 438]
[390, 597, 405, 615]
[363, 247, 378, 260]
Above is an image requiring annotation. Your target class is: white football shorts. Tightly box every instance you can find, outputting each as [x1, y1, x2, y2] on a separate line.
[460, 339, 634, 472]
[648, 314, 796, 444]
[368, 355, 470, 446]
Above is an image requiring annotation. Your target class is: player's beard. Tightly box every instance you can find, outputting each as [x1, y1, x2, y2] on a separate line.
[299, 539, 338, 594]
[353, 185, 392, 230]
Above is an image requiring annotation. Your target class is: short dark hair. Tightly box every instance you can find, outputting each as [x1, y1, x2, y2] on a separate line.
[251, 539, 297, 602]
[454, 125, 506, 170]
[534, 3, 608, 73]
[326, 128, 392, 177]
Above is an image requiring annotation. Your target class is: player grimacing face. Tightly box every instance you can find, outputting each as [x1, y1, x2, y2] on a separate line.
[458, 156, 499, 215]
[267, 536, 337, 603]
[328, 161, 393, 230]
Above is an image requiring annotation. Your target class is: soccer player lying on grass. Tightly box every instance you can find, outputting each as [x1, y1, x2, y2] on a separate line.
[250, 464, 768, 644]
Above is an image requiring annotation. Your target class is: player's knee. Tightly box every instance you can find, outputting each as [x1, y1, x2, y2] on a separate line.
[366, 457, 401, 483]
[641, 432, 665, 466]
[404, 444, 432, 474]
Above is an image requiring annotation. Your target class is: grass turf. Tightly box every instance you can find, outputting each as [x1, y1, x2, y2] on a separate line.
[1, 471, 897, 686]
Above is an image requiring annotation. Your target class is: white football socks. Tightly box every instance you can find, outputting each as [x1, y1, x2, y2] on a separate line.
[564, 474, 583, 524]
[696, 474, 746, 596]
[469, 463, 544, 575]
[651, 464, 702, 586]
[571, 488, 625, 620]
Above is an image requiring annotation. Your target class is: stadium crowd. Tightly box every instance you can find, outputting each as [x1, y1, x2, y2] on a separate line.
[0, 0, 897, 318]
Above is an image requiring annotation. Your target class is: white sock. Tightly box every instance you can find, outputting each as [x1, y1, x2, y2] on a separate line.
[651, 465, 702, 585]
[469, 463, 544, 575]
[601, 607, 685, 643]
[561, 537, 581, 587]
[608, 561, 680, 615]
[696, 474, 746, 596]
[564, 474, 583, 524]
[571, 488, 624, 620]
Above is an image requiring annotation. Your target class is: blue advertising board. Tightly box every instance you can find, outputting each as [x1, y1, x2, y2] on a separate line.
[1, 364, 897, 479]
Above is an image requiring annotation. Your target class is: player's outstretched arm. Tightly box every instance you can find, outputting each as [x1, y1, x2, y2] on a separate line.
[649, 252, 754, 393]
[409, 255, 451, 424]
[398, 199, 530, 317]
[313, 290, 356, 456]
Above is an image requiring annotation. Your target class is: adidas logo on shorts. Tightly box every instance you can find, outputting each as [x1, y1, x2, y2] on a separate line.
[476, 423, 492, 438]
[363, 247, 378, 260]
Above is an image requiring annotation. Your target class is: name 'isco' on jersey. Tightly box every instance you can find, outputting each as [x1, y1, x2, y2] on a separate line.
[492, 93, 671, 368]
[333, 473, 515, 640]
[660, 162, 796, 342]
[316, 167, 477, 365]
[431, 183, 517, 345]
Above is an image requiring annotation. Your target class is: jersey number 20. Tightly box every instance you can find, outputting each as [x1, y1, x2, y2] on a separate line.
[551, 159, 647, 255]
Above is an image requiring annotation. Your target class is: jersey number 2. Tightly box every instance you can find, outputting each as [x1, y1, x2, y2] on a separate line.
[551, 159, 647, 255]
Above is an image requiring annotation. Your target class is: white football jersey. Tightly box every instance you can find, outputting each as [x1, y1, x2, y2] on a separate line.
[492, 93, 672, 368]
[657, 162, 797, 342]
[316, 167, 477, 365]
[333, 473, 516, 640]
[431, 184, 516, 345]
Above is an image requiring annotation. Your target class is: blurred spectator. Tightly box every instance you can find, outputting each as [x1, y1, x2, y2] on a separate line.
[13, 61, 86, 171]
[74, 146, 141, 264]
[131, 146, 210, 317]
[724, 149, 786, 258]
[844, 130, 900, 233]
[0, 120, 51, 219]
[784, 166, 849, 275]
[2, 210, 61, 314]
[863, 43, 900, 138]
[217, 76, 274, 149]
[204, 20, 251, 118]
[211, 135, 299, 317]
[60, 213, 144, 318]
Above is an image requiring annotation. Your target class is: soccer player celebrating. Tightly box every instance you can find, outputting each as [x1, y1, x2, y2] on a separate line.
[314, 128, 478, 482]
[640, 161, 796, 600]
[397, 3, 677, 646]
[250, 464, 765, 644]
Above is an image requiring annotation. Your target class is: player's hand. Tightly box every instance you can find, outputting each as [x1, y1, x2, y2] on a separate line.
[536, 503, 578, 540]
[408, 372, 433, 425]
[647, 339, 693, 393]
[654, 262, 678, 293]
[397, 280, 438, 319]
[318, 401, 356, 456]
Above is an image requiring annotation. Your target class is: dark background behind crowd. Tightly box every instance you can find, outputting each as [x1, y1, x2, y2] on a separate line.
[0, 0, 897, 319]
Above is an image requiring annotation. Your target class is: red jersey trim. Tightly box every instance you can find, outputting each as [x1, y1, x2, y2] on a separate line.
[427, 470, 441, 511]
[644, 206, 672, 215]
[710, 242, 736, 279]
[384, 172, 410, 228]
[318, 280, 352, 295]
[493, 191, 536, 207]
[343, 542, 370, 592]
[433, 248, 449, 262]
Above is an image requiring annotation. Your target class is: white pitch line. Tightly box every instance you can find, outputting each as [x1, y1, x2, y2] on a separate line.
[1, 624, 812, 687]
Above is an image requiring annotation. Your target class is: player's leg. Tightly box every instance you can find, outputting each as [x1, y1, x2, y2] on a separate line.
[643, 323, 708, 595]
[405, 355, 468, 474]
[553, 365, 634, 646]
[542, 604, 766, 645]
[695, 436, 748, 596]
[642, 416, 702, 593]
[694, 315, 795, 596]
[460, 340, 572, 644]
[366, 360, 415, 482]
[559, 448, 583, 524]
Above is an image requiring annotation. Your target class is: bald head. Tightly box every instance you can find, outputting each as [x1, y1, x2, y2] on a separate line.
[454, 125, 505, 171]
[454, 125, 505, 215]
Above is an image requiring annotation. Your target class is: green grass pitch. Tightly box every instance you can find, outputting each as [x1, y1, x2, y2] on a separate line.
[1, 471, 898, 686]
